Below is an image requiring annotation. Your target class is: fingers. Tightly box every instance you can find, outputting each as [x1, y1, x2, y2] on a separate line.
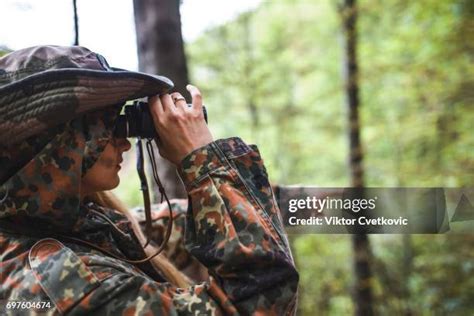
[170, 92, 186, 103]
[149, 95, 164, 117]
[187, 84, 203, 111]
[159, 94, 176, 112]
[170, 92, 187, 111]
[150, 84, 203, 126]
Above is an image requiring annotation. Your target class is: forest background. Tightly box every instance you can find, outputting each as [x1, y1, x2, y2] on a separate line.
[1, 0, 473, 315]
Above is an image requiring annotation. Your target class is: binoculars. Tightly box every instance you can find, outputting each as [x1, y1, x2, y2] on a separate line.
[114, 101, 208, 138]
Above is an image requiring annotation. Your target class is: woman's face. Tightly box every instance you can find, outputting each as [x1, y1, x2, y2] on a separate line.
[81, 138, 131, 197]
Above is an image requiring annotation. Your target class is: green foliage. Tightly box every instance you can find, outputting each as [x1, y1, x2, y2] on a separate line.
[292, 235, 354, 315]
[185, 0, 474, 314]
[188, 1, 347, 186]
[371, 235, 474, 315]
[359, 0, 474, 187]
[188, 0, 473, 187]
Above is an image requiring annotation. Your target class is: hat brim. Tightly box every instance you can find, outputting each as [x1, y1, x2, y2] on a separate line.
[0, 68, 173, 146]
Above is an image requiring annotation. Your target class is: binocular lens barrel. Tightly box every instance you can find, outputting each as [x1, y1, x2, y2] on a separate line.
[114, 101, 207, 138]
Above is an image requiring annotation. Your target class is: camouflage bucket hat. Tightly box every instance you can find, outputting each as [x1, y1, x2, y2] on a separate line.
[0, 45, 173, 146]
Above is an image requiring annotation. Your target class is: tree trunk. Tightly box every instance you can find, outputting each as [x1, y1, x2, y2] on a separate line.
[133, 0, 188, 199]
[73, 0, 79, 45]
[340, 0, 374, 315]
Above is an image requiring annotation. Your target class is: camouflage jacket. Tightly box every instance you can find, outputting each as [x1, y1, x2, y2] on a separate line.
[0, 137, 299, 315]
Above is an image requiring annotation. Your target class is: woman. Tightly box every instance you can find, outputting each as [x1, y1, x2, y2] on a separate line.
[0, 45, 298, 315]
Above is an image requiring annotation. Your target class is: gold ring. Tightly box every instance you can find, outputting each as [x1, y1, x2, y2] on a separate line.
[174, 97, 186, 103]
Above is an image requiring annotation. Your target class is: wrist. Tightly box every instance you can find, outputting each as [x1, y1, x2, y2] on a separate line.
[177, 141, 220, 188]
[177, 137, 251, 188]
[175, 140, 211, 165]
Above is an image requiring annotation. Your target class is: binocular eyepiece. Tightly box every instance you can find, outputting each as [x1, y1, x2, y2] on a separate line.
[114, 101, 208, 138]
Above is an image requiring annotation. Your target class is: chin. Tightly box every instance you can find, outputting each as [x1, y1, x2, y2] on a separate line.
[110, 175, 120, 189]
[100, 175, 120, 191]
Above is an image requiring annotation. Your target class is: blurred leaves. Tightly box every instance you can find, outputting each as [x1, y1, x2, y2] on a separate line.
[185, 0, 474, 314]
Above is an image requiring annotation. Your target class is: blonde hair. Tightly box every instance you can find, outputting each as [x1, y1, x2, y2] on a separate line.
[91, 191, 191, 288]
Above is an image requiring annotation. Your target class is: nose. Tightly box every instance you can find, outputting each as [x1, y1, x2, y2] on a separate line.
[114, 138, 132, 152]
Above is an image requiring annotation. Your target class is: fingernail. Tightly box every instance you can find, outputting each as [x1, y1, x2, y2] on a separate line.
[186, 84, 193, 90]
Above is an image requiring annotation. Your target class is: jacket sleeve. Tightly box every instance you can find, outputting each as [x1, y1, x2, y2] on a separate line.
[177, 137, 299, 315]
[76, 137, 298, 315]
[131, 200, 209, 282]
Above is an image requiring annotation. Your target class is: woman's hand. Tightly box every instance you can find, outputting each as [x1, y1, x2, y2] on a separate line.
[149, 84, 214, 165]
